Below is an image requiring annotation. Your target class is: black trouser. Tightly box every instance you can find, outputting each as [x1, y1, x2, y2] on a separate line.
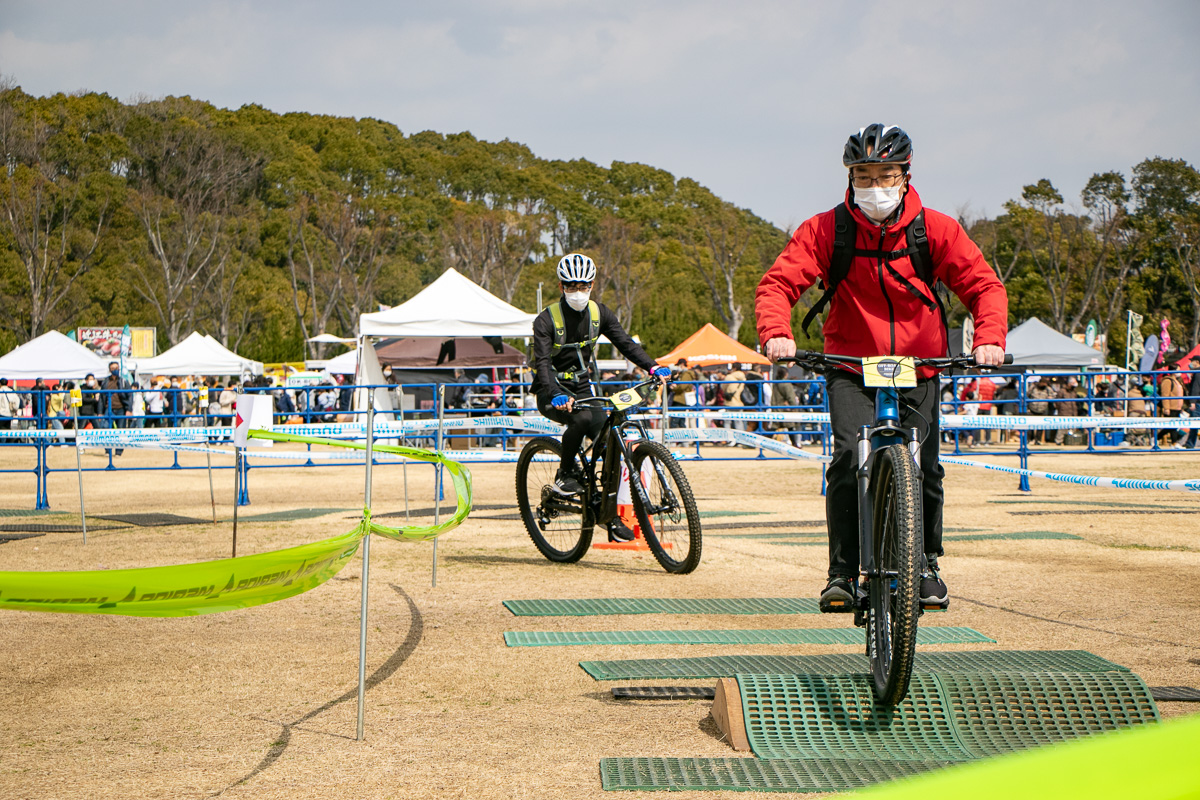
[537, 386, 606, 472]
[825, 370, 944, 579]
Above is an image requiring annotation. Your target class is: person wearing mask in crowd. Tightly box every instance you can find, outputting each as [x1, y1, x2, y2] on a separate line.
[1126, 381, 1150, 446]
[670, 359, 698, 429]
[1158, 368, 1185, 446]
[721, 364, 747, 431]
[1026, 378, 1052, 445]
[994, 378, 1019, 444]
[0, 378, 20, 435]
[101, 361, 133, 456]
[1054, 377, 1082, 446]
[218, 379, 237, 423]
[79, 373, 101, 425]
[143, 378, 166, 428]
[770, 365, 802, 446]
[1180, 357, 1200, 449]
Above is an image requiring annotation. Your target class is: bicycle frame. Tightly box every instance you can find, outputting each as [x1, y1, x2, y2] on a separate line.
[855, 385, 922, 581]
[569, 382, 659, 527]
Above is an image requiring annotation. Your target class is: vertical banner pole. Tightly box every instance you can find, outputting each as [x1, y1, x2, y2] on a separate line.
[433, 384, 445, 588]
[356, 402, 376, 742]
[72, 405, 87, 544]
[660, 383, 668, 444]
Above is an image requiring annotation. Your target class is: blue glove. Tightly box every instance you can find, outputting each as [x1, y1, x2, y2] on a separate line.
[653, 366, 671, 379]
[551, 394, 571, 409]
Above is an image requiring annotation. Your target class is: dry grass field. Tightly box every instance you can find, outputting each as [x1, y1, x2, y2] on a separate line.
[1, 442, 1199, 799]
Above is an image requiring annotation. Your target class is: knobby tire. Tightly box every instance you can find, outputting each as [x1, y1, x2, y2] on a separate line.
[515, 437, 593, 563]
[629, 441, 702, 574]
[868, 443, 922, 705]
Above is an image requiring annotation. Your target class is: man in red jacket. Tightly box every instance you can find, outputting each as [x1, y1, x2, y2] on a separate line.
[756, 124, 1008, 610]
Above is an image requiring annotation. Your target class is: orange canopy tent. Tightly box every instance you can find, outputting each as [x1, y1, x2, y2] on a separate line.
[655, 323, 770, 368]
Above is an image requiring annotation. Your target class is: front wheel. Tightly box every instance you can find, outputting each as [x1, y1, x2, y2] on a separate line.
[515, 437, 593, 562]
[629, 441, 702, 574]
[867, 443, 922, 705]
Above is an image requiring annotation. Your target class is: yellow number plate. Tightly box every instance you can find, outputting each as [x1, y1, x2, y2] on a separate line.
[608, 386, 648, 411]
[69, 387, 83, 407]
[862, 356, 917, 388]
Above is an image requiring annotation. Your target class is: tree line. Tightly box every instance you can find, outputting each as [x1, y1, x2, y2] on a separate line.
[3, 81, 1198, 365]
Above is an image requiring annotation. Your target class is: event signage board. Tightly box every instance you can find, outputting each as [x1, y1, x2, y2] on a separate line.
[76, 327, 156, 359]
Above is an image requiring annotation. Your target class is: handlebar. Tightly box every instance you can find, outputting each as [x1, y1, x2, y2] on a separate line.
[777, 352, 1014, 370]
[571, 377, 666, 409]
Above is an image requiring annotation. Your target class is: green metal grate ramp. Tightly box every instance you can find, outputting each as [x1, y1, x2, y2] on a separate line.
[503, 597, 820, 616]
[579, 649, 1128, 680]
[738, 671, 1158, 761]
[599, 756, 951, 792]
[505, 627, 992, 647]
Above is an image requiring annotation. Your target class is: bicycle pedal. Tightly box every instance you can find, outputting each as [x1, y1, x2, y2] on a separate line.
[818, 599, 856, 613]
[920, 601, 949, 612]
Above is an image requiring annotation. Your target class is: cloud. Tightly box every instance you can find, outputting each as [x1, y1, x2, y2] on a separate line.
[1, 0, 1198, 228]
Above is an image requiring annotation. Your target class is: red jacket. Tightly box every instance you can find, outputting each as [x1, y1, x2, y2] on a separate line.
[756, 186, 1007, 377]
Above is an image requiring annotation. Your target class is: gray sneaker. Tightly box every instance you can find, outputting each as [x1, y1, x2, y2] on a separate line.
[551, 469, 584, 496]
[920, 555, 949, 607]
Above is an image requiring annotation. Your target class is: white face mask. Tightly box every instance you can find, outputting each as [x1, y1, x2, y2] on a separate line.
[853, 185, 903, 222]
[565, 291, 591, 311]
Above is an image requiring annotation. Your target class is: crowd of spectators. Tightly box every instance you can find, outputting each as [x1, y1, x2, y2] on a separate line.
[3, 355, 1199, 452]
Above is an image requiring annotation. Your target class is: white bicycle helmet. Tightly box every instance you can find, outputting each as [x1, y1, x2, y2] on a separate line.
[557, 253, 596, 283]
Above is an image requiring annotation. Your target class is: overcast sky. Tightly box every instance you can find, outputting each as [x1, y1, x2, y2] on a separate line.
[2, 1, 1198, 231]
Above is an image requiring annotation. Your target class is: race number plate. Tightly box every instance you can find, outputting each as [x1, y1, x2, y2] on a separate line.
[69, 387, 82, 407]
[862, 356, 917, 388]
[608, 385, 649, 411]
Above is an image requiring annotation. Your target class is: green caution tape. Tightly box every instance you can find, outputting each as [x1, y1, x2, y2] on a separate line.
[0, 430, 472, 617]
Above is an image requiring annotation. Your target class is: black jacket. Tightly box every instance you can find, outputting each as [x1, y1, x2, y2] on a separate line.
[531, 298, 657, 396]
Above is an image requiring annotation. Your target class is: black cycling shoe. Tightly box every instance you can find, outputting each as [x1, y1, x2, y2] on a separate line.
[607, 519, 636, 542]
[819, 575, 856, 613]
[551, 469, 584, 496]
[920, 555, 949, 608]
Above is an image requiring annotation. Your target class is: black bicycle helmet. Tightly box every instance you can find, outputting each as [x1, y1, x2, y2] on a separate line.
[843, 124, 913, 168]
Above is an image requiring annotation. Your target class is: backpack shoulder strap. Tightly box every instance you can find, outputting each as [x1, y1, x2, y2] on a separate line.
[586, 301, 600, 344]
[800, 204, 856, 336]
[546, 302, 566, 347]
[904, 209, 951, 351]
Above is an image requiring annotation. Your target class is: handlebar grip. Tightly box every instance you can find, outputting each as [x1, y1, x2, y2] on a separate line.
[1003, 354, 1014, 365]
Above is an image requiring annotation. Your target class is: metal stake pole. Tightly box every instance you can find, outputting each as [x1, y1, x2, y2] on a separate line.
[432, 384, 445, 588]
[72, 406, 87, 544]
[232, 447, 240, 558]
[399, 388, 410, 523]
[203, 410, 216, 523]
[356, 403, 376, 742]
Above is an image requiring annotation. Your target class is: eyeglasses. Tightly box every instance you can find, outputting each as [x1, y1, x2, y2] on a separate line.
[851, 172, 906, 188]
[562, 281, 593, 291]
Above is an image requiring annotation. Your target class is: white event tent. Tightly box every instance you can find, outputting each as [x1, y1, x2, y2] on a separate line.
[0, 330, 109, 380]
[1006, 318, 1104, 367]
[135, 332, 264, 376]
[359, 267, 536, 338]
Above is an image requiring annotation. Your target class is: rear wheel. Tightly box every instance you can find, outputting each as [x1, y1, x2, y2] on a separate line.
[629, 441, 702, 574]
[515, 437, 593, 562]
[867, 443, 922, 705]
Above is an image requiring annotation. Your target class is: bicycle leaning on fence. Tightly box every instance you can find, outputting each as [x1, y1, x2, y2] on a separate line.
[514, 378, 702, 574]
[779, 350, 1013, 704]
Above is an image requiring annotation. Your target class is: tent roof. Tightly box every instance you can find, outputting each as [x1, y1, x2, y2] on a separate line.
[655, 323, 770, 368]
[135, 332, 263, 376]
[1173, 342, 1200, 368]
[0, 330, 110, 379]
[1007, 318, 1104, 367]
[359, 268, 536, 338]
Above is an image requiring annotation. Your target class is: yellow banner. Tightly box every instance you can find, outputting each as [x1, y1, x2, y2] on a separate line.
[0, 431, 471, 616]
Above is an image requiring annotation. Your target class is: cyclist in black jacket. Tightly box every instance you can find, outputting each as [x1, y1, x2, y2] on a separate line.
[531, 253, 668, 497]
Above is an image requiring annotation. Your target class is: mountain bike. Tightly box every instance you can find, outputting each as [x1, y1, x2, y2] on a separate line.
[515, 378, 702, 574]
[779, 351, 1012, 704]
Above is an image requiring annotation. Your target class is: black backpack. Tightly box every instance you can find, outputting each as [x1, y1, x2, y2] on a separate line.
[800, 203, 948, 337]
